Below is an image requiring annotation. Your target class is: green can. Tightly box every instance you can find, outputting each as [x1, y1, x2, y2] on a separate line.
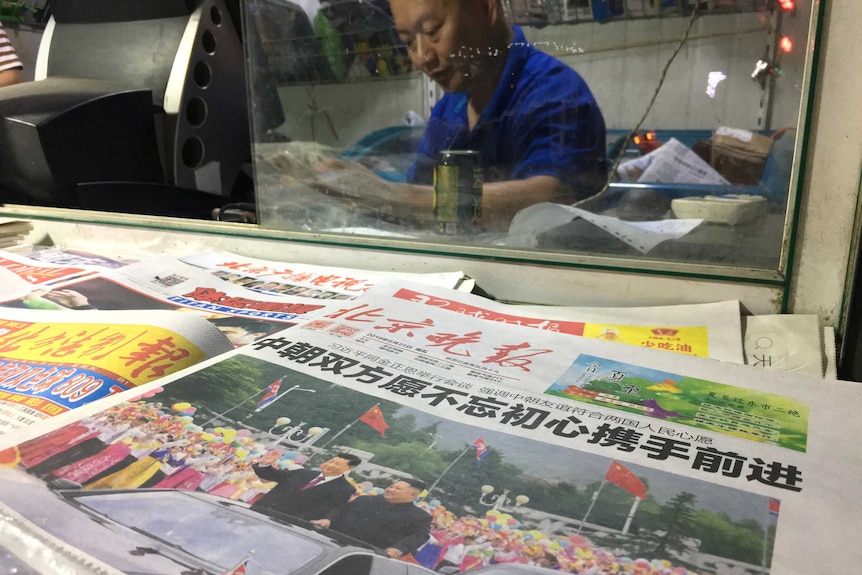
[433, 150, 483, 235]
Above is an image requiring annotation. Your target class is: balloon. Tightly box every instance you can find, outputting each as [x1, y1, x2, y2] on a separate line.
[214, 427, 225, 435]
[236, 429, 252, 437]
[200, 433, 215, 441]
[360, 481, 372, 490]
[293, 454, 309, 465]
[171, 402, 191, 411]
[429, 499, 441, 508]
[181, 407, 197, 414]
[234, 448, 249, 459]
[179, 416, 194, 423]
[282, 451, 298, 460]
[182, 423, 198, 431]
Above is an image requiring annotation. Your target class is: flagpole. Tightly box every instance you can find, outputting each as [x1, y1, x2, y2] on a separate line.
[425, 444, 472, 498]
[201, 385, 272, 427]
[253, 383, 316, 413]
[319, 403, 380, 449]
[577, 480, 606, 534]
[761, 502, 770, 574]
[318, 419, 358, 449]
[621, 496, 641, 534]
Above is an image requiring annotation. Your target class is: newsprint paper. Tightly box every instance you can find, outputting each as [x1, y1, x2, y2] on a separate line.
[0, 285, 856, 575]
[0, 307, 232, 439]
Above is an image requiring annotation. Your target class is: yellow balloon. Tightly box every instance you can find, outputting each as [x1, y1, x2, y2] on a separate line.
[171, 402, 191, 411]
[235, 448, 249, 459]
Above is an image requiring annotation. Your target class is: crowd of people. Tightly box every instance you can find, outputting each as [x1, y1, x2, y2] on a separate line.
[411, 503, 698, 574]
[1, 399, 702, 574]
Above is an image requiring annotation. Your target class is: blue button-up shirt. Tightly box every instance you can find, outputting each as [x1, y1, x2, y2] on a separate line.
[408, 26, 606, 193]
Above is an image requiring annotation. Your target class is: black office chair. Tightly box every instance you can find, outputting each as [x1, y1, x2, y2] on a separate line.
[0, 0, 250, 216]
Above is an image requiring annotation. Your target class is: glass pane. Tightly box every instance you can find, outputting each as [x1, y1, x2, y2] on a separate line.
[245, 0, 814, 272]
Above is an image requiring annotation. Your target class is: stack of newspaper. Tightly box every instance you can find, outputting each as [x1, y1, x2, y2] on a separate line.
[0, 253, 853, 574]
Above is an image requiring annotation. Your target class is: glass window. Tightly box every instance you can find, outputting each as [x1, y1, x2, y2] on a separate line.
[244, 0, 815, 274]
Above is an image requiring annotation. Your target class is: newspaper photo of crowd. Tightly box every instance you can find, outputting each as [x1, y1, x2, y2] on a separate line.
[0, 355, 780, 575]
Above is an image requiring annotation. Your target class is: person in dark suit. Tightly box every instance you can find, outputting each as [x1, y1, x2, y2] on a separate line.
[251, 451, 360, 520]
[311, 478, 431, 559]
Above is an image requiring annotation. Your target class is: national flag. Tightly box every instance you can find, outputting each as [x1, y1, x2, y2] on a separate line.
[768, 497, 780, 517]
[254, 378, 282, 412]
[471, 437, 488, 465]
[222, 557, 248, 575]
[359, 405, 389, 436]
[605, 460, 647, 499]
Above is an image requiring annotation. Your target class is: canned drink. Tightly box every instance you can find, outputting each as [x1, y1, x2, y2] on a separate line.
[433, 150, 483, 235]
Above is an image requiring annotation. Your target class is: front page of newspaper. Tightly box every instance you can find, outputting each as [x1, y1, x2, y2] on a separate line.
[0, 288, 854, 575]
[368, 280, 745, 363]
[0, 308, 233, 440]
[0, 251, 470, 345]
[0, 257, 335, 346]
[179, 250, 469, 295]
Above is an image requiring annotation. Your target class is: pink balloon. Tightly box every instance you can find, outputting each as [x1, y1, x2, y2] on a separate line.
[236, 429, 252, 437]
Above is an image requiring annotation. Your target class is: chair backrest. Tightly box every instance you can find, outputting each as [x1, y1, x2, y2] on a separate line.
[35, 0, 196, 109]
[8, 0, 251, 198]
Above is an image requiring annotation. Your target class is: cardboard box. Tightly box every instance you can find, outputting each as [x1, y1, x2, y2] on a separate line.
[705, 130, 774, 185]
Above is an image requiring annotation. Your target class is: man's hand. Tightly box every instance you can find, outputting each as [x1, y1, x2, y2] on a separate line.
[44, 289, 90, 308]
[257, 450, 281, 466]
[310, 519, 331, 529]
[384, 547, 404, 559]
[310, 159, 435, 226]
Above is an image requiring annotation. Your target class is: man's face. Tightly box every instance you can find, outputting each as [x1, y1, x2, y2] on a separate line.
[319, 457, 353, 477]
[217, 326, 263, 346]
[391, 0, 495, 93]
[383, 481, 420, 503]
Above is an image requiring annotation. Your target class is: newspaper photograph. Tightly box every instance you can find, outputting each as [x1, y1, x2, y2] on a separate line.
[0, 288, 857, 574]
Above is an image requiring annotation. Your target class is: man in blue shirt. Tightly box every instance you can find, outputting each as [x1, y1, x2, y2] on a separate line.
[386, 0, 606, 229]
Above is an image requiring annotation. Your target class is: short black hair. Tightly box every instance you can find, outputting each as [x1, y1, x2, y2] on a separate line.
[209, 316, 275, 333]
[402, 477, 427, 492]
[333, 453, 362, 467]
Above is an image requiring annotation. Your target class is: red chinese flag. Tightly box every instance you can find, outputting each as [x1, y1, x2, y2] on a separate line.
[359, 405, 389, 436]
[222, 558, 248, 575]
[768, 497, 780, 517]
[605, 460, 647, 499]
